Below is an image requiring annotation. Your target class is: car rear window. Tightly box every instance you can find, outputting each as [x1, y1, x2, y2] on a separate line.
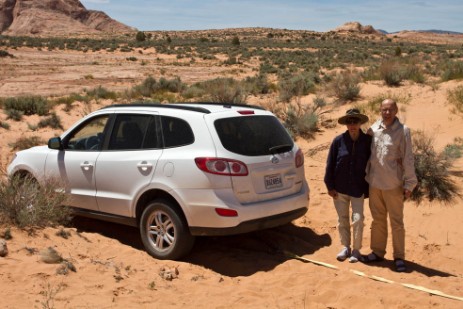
[214, 115, 294, 156]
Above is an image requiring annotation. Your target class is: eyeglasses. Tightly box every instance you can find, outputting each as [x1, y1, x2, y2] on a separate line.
[345, 118, 360, 125]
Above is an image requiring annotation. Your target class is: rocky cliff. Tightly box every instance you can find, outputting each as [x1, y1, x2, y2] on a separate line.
[0, 0, 135, 36]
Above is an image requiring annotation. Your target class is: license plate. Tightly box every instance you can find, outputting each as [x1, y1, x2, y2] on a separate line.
[264, 174, 283, 190]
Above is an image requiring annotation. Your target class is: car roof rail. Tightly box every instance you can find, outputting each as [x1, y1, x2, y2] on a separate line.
[101, 102, 211, 114]
[173, 102, 266, 110]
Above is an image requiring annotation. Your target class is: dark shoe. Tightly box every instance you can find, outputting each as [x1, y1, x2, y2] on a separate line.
[394, 258, 407, 272]
[361, 252, 384, 263]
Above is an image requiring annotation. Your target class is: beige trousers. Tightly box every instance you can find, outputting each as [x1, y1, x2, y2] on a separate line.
[333, 193, 365, 251]
[369, 186, 405, 260]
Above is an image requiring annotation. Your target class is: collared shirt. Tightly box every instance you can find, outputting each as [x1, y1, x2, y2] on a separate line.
[366, 118, 417, 191]
[324, 130, 371, 198]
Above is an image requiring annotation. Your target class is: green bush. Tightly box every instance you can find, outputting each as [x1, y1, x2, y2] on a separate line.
[198, 77, 248, 103]
[379, 60, 403, 86]
[3, 96, 49, 116]
[85, 86, 117, 100]
[0, 121, 10, 130]
[411, 131, 462, 204]
[328, 71, 361, 101]
[37, 112, 64, 130]
[0, 175, 71, 228]
[447, 85, 463, 114]
[9, 136, 45, 151]
[278, 72, 317, 103]
[441, 60, 463, 81]
[5, 109, 24, 121]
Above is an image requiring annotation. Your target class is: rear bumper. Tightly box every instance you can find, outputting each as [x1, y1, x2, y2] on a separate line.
[189, 207, 307, 236]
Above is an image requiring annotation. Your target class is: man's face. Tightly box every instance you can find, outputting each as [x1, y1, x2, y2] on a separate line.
[380, 101, 397, 126]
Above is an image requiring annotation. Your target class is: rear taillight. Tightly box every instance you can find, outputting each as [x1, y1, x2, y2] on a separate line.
[215, 208, 238, 217]
[195, 158, 249, 176]
[295, 149, 304, 168]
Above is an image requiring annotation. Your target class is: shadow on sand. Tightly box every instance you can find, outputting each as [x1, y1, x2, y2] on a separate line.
[71, 217, 331, 277]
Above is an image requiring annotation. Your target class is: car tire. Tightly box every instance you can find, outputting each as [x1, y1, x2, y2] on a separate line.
[140, 199, 195, 260]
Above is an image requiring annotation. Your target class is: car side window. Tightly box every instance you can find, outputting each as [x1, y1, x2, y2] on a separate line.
[108, 114, 159, 150]
[160, 116, 194, 148]
[66, 115, 109, 151]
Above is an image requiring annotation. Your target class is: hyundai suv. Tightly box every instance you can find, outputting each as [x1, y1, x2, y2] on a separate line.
[8, 102, 310, 259]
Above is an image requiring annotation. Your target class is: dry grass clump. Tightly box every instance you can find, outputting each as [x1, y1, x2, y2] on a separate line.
[0, 174, 71, 228]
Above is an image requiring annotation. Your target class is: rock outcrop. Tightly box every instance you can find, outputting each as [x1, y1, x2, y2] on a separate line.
[0, 0, 135, 36]
[333, 21, 381, 35]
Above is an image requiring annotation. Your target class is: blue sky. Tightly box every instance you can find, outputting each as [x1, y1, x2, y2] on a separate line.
[81, 0, 462, 33]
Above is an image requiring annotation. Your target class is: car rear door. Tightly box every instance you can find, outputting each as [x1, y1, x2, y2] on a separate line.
[94, 113, 162, 217]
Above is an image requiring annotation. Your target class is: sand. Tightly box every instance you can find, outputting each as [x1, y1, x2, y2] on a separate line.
[0, 47, 463, 308]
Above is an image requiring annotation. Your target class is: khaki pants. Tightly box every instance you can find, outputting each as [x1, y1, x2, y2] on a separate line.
[369, 186, 405, 260]
[334, 193, 364, 251]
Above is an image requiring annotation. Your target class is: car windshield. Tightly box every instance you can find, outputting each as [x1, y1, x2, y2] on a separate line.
[214, 115, 294, 156]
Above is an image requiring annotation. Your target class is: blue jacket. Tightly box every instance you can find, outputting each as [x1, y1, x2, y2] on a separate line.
[324, 130, 371, 198]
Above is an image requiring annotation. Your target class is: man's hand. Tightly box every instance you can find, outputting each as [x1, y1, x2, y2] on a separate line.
[404, 189, 412, 200]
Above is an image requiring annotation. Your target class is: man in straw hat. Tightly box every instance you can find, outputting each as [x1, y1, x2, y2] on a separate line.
[324, 108, 371, 263]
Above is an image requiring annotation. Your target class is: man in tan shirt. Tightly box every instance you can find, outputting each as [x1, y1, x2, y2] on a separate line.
[363, 99, 418, 272]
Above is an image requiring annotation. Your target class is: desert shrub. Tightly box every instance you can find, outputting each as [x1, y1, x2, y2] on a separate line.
[37, 112, 64, 130]
[0, 50, 14, 58]
[447, 85, 463, 114]
[411, 131, 462, 204]
[198, 77, 248, 103]
[5, 109, 24, 121]
[84, 86, 117, 100]
[443, 138, 463, 160]
[231, 36, 240, 46]
[3, 96, 49, 116]
[9, 136, 45, 151]
[441, 60, 463, 81]
[276, 97, 325, 139]
[402, 64, 426, 84]
[243, 74, 272, 95]
[0, 175, 71, 228]
[379, 60, 403, 86]
[328, 71, 361, 102]
[278, 72, 317, 103]
[181, 85, 206, 99]
[128, 76, 186, 99]
[0, 121, 10, 130]
[136, 31, 146, 42]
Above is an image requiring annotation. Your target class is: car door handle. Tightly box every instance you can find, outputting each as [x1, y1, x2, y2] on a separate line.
[137, 161, 153, 172]
[80, 161, 94, 171]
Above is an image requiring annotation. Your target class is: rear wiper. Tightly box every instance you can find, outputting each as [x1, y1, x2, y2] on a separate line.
[269, 144, 293, 154]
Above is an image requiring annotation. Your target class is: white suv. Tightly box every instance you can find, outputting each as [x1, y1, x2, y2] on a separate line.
[8, 103, 310, 259]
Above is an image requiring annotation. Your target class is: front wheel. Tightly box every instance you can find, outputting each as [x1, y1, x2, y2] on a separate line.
[140, 199, 195, 260]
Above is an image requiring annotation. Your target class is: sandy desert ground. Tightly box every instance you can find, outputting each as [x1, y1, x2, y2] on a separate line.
[0, 47, 463, 308]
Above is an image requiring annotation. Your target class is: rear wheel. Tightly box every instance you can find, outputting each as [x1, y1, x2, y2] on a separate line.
[140, 199, 195, 260]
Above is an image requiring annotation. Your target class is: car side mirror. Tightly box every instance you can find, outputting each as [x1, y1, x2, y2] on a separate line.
[48, 137, 64, 150]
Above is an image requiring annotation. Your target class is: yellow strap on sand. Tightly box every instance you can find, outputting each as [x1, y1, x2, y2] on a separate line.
[284, 251, 463, 302]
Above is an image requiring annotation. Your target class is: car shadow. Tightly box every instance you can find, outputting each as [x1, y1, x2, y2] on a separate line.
[70, 217, 332, 277]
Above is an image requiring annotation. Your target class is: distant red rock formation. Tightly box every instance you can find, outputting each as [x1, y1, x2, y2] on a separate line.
[0, 0, 135, 36]
[333, 21, 381, 35]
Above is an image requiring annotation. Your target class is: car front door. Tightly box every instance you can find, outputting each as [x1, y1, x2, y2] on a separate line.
[44, 114, 110, 211]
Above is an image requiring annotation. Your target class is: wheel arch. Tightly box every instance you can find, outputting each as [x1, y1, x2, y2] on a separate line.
[135, 189, 189, 227]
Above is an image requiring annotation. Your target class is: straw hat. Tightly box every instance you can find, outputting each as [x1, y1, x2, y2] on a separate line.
[338, 108, 369, 125]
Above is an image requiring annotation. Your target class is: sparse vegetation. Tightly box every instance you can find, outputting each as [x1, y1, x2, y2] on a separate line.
[2, 96, 49, 116]
[0, 174, 71, 228]
[447, 85, 463, 114]
[9, 136, 45, 151]
[411, 131, 462, 204]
